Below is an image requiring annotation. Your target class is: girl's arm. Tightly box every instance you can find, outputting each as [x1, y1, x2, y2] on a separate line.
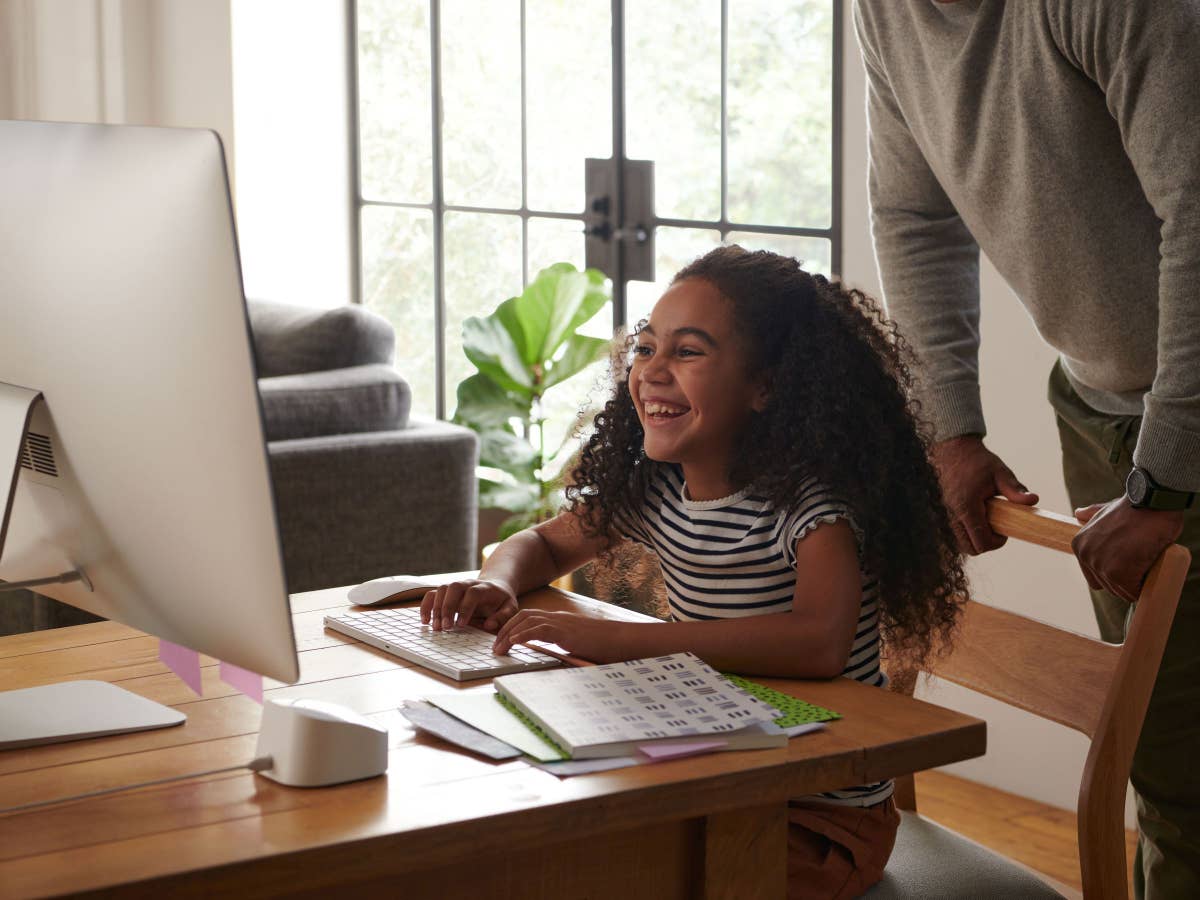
[420, 510, 606, 632]
[493, 519, 863, 679]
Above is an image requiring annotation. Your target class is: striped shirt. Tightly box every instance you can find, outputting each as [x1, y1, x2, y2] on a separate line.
[616, 463, 892, 807]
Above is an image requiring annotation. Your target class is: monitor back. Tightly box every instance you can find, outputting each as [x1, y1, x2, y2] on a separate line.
[0, 120, 298, 684]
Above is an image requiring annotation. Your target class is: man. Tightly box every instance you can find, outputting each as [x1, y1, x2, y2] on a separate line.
[853, 1, 1200, 896]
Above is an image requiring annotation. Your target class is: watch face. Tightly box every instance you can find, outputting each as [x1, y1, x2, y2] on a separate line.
[1127, 468, 1151, 505]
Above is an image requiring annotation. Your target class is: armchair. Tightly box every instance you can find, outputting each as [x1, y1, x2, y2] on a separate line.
[249, 300, 478, 593]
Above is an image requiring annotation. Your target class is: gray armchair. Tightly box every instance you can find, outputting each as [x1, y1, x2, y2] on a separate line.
[249, 300, 478, 593]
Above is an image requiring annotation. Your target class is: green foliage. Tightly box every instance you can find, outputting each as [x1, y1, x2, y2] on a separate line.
[454, 264, 612, 540]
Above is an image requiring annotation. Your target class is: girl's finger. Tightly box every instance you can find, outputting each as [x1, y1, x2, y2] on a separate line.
[419, 589, 437, 624]
[494, 615, 547, 653]
[494, 609, 531, 646]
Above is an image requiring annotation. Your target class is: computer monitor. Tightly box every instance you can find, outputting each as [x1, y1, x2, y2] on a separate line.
[0, 120, 299, 745]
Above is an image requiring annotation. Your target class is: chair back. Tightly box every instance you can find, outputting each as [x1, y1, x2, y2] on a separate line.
[895, 498, 1189, 900]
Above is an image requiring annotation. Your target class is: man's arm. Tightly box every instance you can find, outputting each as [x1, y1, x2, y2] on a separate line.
[1047, 0, 1200, 600]
[1047, 0, 1200, 493]
[853, 1, 1037, 554]
[853, 0, 984, 443]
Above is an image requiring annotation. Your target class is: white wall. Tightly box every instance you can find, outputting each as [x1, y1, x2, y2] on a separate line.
[230, 0, 353, 308]
[841, 19, 1136, 828]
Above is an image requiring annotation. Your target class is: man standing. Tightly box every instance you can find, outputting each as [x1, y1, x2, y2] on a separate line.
[853, 1, 1200, 896]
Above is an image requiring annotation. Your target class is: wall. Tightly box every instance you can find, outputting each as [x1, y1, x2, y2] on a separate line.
[230, 0, 353, 308]
[841, 18, 1136, 828]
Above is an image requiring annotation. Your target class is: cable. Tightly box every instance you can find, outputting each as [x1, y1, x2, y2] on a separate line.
[0, 755, 274, 815]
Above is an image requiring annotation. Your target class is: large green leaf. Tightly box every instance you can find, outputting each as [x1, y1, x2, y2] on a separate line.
[453, 373, 528, 430]
[494, 294, 533, 368]
[462, 313, 533, 397]
[478, 427, 537, 479]
[542, 334, 612, 391]
[512, 265, 611, 367]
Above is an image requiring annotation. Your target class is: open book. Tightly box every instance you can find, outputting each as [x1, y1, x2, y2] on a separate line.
[492, 652, 788, 760]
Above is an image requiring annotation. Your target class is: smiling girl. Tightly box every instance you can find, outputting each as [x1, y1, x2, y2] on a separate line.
[422, 245, 968, 898]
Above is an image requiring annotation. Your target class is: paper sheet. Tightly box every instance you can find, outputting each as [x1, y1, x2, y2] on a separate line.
[426, 692, 564, 762]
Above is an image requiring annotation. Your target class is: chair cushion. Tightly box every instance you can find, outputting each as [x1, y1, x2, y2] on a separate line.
[247, 300, 395, 377]
[862, 812, 1066, 899]
[258, 364, 411, 441]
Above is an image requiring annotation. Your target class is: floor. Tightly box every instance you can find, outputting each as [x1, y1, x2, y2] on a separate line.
[915, 771, 1139, 894]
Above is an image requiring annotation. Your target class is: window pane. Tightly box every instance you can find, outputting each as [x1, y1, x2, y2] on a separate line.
[361, 206, 437, 418]
[625, 226, 722, 326]
[358, 0, 432, 204]
[727, 1, 833, 227]
[625, 0, 721, 222]
[526, 0, 612, 213]
[726, 232, 831, 277]
[441, 0, 522, 209]
[526, 217, 585, 283]
[444, 211, 524, 408]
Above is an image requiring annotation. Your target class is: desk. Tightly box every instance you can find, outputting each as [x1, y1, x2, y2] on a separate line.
[0, 581, 985, 899]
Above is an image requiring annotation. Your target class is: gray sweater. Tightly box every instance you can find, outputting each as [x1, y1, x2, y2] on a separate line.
[853, 0, 1200, 490]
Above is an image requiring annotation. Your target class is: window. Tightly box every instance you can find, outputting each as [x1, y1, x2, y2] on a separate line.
[354, 0, 841, 419]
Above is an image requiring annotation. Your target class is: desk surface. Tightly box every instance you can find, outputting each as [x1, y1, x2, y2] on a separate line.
[0, 581, 985, 899]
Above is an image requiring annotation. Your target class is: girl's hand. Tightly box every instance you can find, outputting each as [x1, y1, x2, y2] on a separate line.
[492, 610, 632, 663]
[420, 579, 518, 632]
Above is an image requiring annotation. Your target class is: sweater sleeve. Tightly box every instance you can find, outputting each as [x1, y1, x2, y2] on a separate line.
[852, 0, 985, 442]
[1047, 0, 1200, 491]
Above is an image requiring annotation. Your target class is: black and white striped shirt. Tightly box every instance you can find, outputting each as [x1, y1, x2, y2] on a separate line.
[617, 463, 892, 807]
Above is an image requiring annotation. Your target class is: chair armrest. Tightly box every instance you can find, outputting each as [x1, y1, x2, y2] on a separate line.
[266, 421, 479, 593]
[247, 300, 395, 377]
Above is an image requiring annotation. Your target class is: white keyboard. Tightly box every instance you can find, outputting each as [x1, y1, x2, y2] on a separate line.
[323, 606, 562, 681]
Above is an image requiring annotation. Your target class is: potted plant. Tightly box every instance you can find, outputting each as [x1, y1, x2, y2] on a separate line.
[454, 263, 612, 543]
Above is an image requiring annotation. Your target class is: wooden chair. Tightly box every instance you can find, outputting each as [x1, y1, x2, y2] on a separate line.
[865, 498, 1189, 900]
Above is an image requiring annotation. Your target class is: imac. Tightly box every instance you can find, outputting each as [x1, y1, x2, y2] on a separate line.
[0, 120, 299, 747]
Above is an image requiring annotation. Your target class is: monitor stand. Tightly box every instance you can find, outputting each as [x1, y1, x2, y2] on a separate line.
[0, 382, 186, 749]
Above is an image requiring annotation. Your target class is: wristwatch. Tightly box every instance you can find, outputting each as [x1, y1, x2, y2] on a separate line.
[1125, 466, 1196, 511]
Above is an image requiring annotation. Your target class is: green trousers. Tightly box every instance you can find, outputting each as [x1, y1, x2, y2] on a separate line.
[1049, 362, 1200, 900]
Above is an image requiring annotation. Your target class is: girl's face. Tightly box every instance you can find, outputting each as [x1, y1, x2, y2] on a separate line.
[630, 278, 767, 499]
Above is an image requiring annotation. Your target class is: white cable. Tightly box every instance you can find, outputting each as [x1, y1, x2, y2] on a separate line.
[0, 756, 274, 815]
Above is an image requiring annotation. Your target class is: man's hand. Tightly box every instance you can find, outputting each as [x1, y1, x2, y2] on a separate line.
[931, 435, 1039, 554]
[1073, 497, 1184, 603]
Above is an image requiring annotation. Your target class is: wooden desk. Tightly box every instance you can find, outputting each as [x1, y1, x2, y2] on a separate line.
[0, 583, 985, 899]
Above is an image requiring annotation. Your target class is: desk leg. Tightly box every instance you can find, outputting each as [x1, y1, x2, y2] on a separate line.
[702, 803, 787, 899]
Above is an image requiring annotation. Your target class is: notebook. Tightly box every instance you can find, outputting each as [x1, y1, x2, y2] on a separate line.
[492, 652, 787, 760]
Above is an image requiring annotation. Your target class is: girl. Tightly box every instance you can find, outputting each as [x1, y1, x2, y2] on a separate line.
[422, 245, 968, 899]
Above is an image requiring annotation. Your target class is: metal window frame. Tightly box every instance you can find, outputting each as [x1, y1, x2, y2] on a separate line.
[349, 0, 843, 419]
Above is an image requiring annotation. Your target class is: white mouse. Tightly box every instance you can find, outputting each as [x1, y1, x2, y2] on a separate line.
[254, 697, 388, 787]
[347, 576, 439, 607]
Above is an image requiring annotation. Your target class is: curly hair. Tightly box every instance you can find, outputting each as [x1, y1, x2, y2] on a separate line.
[565, 245, 968, 672]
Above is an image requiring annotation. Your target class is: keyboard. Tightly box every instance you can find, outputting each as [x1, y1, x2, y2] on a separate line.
[323, 606, 562, 681]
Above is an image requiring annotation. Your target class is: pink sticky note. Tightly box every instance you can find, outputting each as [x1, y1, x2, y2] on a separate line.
[637, 740, 728, 761]
[159, 640, 202, 696]
[219, 661, 263, 704]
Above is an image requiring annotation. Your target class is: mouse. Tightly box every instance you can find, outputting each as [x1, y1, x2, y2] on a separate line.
[254, 697, 388, 787]
[347, 576, 439, 607]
